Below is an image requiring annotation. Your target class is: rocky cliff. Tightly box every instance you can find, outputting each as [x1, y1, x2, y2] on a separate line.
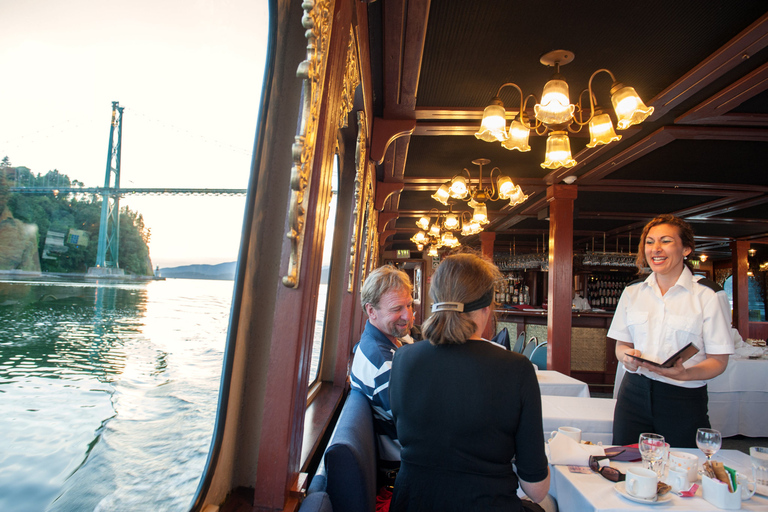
[0, 207, 41, 271]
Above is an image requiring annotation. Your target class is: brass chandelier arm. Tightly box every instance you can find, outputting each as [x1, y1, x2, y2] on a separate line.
[494, 82, 542, 130]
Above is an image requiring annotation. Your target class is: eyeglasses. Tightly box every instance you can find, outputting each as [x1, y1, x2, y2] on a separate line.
[589, 455, 625, 482]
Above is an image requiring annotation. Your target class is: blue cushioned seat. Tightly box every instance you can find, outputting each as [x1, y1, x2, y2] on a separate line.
[298, 491, 333, 512]
[512, 330, 526, 353]
[491, 327, 511, 350]
[530, 341, 548, 370]
[322, 389, 377, 512]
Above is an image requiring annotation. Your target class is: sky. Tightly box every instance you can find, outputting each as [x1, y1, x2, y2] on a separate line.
[0, 0, 268, 268]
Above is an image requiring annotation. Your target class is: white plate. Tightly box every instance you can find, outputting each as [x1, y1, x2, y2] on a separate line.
[614, 482, 673, 505]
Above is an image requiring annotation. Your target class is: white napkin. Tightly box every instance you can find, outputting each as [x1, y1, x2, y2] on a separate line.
[545, 432, 605, 466]
[734, 345, 764, 358]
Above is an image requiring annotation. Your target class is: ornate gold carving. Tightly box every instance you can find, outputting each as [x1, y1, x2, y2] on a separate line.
[338, 28, 360, 131]
[349, 111, 367, 292]
[358, 167, 375, 292]
[283, 0, 332, 288]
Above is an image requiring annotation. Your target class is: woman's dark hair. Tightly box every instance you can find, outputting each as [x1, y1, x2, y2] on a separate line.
[422, 251, 501, 346]
[635, 214, 695, 272]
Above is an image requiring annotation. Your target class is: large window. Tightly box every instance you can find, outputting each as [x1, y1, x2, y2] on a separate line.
[309, 156, 339, 384]
[0, 1, 267, 510]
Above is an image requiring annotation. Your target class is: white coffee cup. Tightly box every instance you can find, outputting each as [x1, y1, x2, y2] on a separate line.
[626, 467, 658, 499]
[668, 450, 698, 483]
[666, 466, 689, 493]
[550, 426, 582, 443]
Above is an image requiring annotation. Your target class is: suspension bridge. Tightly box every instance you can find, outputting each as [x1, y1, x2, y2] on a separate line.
[7, 101, 248, 276]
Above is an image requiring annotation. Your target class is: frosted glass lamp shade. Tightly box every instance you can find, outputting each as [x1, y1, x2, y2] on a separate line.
[507, 185, 529, 207]
[611, 86, 654, 129]
[449, 175, 469, 199]
[534, 79, 575, 125]
[502, 119, 531, 151]
[496, 175, 514, 199]
[441, 231, 460, 248]
[427, 246, 439, 257]
[431, 183, 451, 205]
[473, 202, 489, 225]
[541, 131, 577, 169]
[429, 223, 441, 237]
[475, 103, 508, 142]
[411, 231, 427, 244]
[587, 112, 621, 148]
[416, 215, 431, 230]
[443, 213, 459, 230]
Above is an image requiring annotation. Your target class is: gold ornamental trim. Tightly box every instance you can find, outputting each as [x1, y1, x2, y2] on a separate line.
[349, 111, 367, 291]
[283, 0, 332, 288]
[338, 27, 360, 131]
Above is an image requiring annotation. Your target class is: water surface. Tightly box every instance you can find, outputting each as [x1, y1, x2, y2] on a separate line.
[0, 277, 231, 512]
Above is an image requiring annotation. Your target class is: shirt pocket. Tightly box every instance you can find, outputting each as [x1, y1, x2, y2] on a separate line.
[626, 311, 649, 341]
[664, 313, 703, 348]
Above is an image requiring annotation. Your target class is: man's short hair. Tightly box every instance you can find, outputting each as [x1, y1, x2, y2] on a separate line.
[360, 265, 412, 310]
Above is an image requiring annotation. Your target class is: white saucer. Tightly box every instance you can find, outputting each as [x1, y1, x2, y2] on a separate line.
[614, 482, 673, 505]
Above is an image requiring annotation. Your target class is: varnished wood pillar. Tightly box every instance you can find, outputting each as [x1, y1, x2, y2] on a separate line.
[546, 184, 577, 375]
[731, 240, 749, 337]
[480, 231, 496, 260]
[480, 231, 496, 338]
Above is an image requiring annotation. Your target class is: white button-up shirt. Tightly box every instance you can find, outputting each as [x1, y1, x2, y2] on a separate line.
[608, 266, 734, 388]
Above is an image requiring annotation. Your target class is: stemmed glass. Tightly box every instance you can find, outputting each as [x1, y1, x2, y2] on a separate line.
[696, 428, 722, 463]
[639, 433, 667, 478]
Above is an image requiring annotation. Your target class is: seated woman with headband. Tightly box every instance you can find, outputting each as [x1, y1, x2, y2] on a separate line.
[388, 251, 552, 512]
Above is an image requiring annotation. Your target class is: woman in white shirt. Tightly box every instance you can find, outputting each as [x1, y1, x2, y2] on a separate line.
[608, 215, 733, 447]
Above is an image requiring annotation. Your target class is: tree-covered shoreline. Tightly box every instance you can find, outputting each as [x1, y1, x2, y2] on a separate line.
[1, 161, 153, 276]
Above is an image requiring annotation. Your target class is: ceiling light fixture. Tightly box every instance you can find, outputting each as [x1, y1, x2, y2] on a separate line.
[411, 207, 474, 253]
[432, 158, 528, 223]
[748, 247, 757, 256]
[475, 50, 653, 169]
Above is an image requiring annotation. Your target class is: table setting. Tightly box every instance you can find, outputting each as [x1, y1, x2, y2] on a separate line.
[544, 426, 768, 511]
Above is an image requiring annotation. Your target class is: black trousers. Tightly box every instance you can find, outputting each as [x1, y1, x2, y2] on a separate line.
[612, 372, 710, 448]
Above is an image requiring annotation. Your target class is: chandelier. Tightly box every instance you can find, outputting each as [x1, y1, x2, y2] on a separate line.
[475, 50, 654, 169]
[410, 206, 481, 254]
[432, 158, 528, 224]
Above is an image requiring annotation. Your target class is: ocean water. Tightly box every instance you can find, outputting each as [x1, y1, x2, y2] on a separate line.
[0, 277, 233, 512]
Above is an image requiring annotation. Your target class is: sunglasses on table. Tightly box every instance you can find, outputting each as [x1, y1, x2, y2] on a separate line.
[588, 453, 626, 482]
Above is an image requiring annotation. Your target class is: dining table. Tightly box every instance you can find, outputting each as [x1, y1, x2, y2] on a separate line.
[549, 448, 768, 512]
[536, 370, 591, 398]
[541, 395, 616, 445]
[707, 355, 768, 437]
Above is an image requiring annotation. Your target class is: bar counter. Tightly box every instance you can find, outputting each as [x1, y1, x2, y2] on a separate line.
[496, 308, 619, 391]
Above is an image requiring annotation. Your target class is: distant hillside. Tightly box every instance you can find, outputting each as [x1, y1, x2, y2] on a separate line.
[158, 262, 236, 280]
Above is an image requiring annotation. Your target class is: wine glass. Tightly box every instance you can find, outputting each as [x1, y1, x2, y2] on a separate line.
[696, 428, 722, 463]
[639, 433, 667, 478]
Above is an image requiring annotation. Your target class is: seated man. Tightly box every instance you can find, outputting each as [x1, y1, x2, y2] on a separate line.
[349, 265, 414, 483]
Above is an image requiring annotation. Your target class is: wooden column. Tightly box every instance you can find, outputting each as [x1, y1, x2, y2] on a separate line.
[731, 240, 749, 337]
[480, 231, 496, 260]
[546, 184, 577, 375]
[480, 231, 497, 338]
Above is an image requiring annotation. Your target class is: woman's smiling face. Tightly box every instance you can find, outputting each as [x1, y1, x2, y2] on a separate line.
[644, 223, 692, 277]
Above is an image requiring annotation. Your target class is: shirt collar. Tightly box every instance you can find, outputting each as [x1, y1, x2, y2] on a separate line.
[647, 265, 694, 294]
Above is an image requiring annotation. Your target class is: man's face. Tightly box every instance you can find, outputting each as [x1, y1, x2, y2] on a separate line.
[366, 287, 413, 341]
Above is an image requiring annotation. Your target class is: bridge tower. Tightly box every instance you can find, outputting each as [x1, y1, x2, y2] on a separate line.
[95, 101, 124, 270]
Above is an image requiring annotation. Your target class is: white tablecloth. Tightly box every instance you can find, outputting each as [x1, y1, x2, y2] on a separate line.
[536, 370, 591, 398]
[613, 356, 768, 437]
[708, 357, 768, 437]
[550, 448, 768, 512]
[541, 395, 616, 445]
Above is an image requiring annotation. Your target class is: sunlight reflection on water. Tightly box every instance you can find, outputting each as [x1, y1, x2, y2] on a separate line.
[0, 278, 231, 512]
